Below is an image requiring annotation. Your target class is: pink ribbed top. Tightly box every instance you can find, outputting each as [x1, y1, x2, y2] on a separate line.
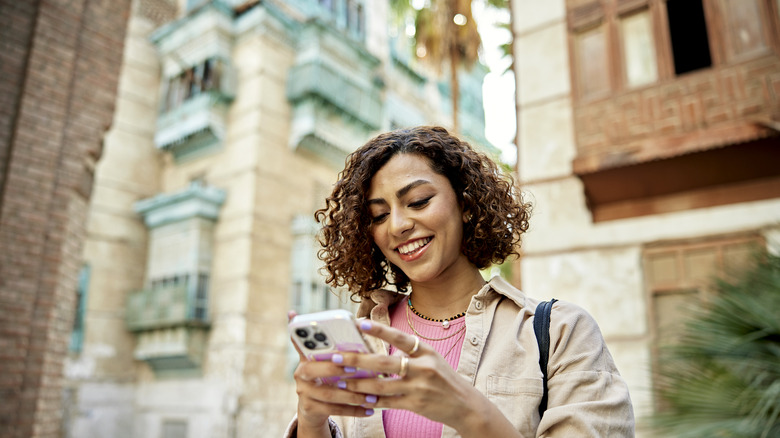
[383, 300, 467, 438]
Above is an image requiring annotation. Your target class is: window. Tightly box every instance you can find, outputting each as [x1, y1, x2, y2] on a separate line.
[721, 0, 768, 60]
[288, 215, 355, 376]
[69, 264, 91, 353]
[159, 58, 226, 113]
[666, 0, 712, 75]
[149, 273, 209, 323]
[133, 183, 225, 331]
[316, 0, 365, 41]
[346, 0, 365, 39]
[289, 215, 354, 315]
[569, 0, 780, 100]
[575, 25, 610, 99]
[620, 10, 658, 87]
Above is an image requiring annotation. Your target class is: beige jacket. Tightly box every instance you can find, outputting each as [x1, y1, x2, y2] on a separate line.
[285, 276, 635, 437]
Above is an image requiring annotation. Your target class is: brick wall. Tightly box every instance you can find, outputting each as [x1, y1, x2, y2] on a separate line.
[0, 0, 132, 437]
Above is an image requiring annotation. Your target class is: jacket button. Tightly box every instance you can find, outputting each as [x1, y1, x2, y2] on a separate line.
[470, 336, 479, 345]
[475, 301, 482, 310]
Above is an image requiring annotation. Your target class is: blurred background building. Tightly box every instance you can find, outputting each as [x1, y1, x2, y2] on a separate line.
[509, 0, 780, 434]
[56, 0, 492, 437]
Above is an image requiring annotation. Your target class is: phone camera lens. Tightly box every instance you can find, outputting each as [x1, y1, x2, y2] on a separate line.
[295, 328, 308, 338]
[313, 333, 327, 342]
[303, 340, 316, 349]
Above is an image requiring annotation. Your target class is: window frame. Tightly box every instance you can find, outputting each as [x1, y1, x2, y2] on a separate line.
[567, 0, 780, 102]
[69, 264, 91, 353]
[617, 7, 660, 88]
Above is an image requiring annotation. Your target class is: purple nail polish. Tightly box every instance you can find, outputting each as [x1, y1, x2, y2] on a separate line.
[344, 367, 356, 373]
[365, 409, 375, 416]
[332, 354, 343, 364]
[337, 380, 347, 389]
[365, 395, 377, 404]
[360, 320, 372, 330]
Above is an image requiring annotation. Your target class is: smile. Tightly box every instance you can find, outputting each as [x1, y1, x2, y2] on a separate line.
[397, 237, 432, 256]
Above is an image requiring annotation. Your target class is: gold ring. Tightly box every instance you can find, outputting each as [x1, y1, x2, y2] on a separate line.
[398, 356, 409, 378]
[407, 336, 420, 356]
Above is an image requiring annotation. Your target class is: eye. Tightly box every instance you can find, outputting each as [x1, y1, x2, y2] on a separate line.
[371, 213, 388, 224]
[409, 196, 433, 209]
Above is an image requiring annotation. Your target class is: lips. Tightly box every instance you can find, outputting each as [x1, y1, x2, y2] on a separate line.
[397, 237, 432, 256]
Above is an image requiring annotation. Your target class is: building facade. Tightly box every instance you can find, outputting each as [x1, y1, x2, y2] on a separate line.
[510, 0, 780, 434]
[63, 1, 492, 437]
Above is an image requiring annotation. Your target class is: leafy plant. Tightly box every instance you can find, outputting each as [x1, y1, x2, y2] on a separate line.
[651, 253, 780, 438]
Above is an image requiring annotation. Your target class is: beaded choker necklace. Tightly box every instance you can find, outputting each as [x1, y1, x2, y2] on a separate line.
[407, 298, 467, 329]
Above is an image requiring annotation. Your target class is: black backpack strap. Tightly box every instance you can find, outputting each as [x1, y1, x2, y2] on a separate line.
[534, 298, 558, 418]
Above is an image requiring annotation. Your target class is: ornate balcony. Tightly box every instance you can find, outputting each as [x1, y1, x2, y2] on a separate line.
[126, 275, 210, 375]
[130, 182, 225, 375]
[286, 17, 383, 165]
[126, 279, 209, 332]
[151, 2, 236, 161]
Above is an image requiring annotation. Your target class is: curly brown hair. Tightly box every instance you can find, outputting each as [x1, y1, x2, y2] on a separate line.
[314, 126, 531, 301]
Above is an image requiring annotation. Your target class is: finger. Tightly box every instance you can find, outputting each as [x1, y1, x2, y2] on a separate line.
[295, 358, 360, 384]
[336, 352, 411, 382]
[340, 372, 408, 398]
[288, 310, 298, 322]
[301, 379, 382, 409]
[358, 320, 429, 356]
[298, 383, 379, 418]
[299, 395, 378, 419]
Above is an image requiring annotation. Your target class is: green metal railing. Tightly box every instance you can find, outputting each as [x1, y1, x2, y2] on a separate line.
[286, 60, 382, 129]
[126, 275, 209, 332]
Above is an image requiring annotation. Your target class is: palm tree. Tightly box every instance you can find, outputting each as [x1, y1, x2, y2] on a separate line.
[390, 0, 507, 133]
[650, 253, 780, 438]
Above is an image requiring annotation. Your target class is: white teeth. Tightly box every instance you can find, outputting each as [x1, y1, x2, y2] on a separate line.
[398, 237, 431, 255]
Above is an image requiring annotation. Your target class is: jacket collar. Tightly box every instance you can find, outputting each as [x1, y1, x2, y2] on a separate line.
[482, 275, 528, 310]
[356, 275, 528, 321]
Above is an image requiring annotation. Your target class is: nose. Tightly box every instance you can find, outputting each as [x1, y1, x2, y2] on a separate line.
[388, 209, 413, 236]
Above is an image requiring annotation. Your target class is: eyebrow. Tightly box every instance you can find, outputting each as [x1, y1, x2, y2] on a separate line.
[367, 179, 431, 205]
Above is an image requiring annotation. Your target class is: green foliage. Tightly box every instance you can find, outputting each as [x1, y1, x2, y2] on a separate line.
[651, 253, 780, 438]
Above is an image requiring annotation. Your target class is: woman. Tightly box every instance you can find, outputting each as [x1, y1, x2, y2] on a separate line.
[286, 126, 634, 437]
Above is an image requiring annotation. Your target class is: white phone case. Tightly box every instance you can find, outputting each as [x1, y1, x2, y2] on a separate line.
[289, 309, 381, 383]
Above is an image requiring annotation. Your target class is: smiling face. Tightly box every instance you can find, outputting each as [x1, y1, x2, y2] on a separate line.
[367, 153, 472, 285]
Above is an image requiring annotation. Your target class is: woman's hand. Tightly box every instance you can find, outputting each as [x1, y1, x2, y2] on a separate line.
[290, 314, 520, 438]
[288, 311, 377, 438]
[333, 320, 519, 437]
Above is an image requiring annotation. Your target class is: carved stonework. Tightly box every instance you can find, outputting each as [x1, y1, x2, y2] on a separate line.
[573, 54, 780, 172]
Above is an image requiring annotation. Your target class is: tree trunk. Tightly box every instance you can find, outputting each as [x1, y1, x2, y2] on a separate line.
[507, 0, 520, 176]
[450, 32, 460, 133]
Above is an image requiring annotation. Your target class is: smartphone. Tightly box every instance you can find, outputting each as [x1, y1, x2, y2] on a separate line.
[289, 309, 383, 383]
